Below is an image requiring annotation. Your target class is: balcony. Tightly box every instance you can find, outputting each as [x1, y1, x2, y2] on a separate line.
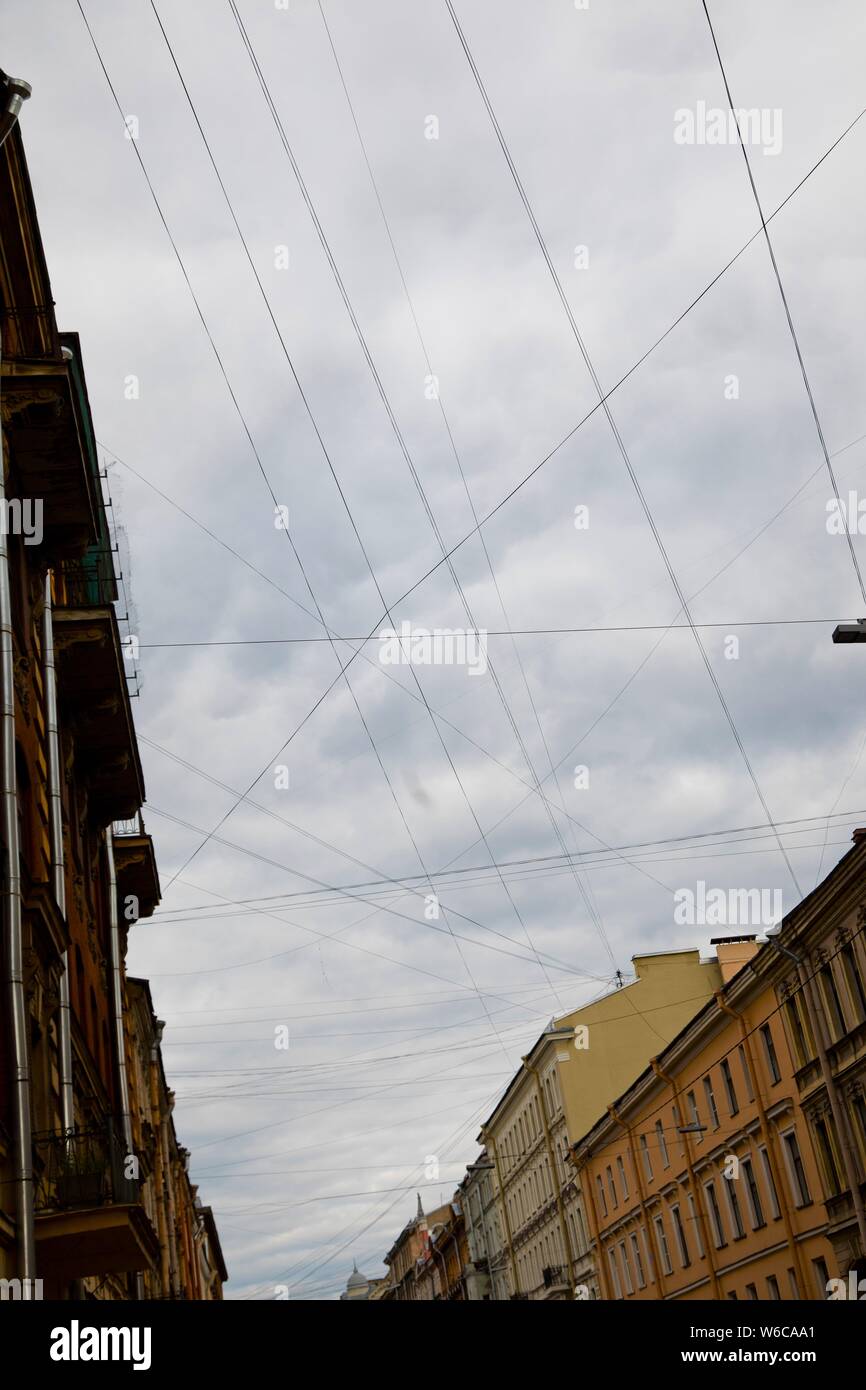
[113, 812, 161, 922]
[33, 1120, 159, 1279]
[541, 1264, 569, 1298]
[52, 557, 144, 825]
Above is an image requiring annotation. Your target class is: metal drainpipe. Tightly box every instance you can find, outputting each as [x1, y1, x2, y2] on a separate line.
[523, 1058, 575, 1293]
[43, 572, 74, 1135]
[481, 1126, 519, 1296]
[0, 332, 36, 1286]
[607, 1102, 669, 1301]
[572, 1144, 612, 1300]
[796, 959, 866, 1258]
[651, 1057, 722, 1299]
[161, 1110, 180, 1296]
[106, 827, 143, 1298]
[149, 1027, 171, 1295]
[106, 826, 132, 1150]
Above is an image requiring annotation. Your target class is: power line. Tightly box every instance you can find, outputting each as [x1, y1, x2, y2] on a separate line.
[136, 617, 859, 648]
[701, 0, 866, 608]
[226, 0, 592, 1001]
[145, 804, 600, 981]
[443, 0, 807, 900]
[315, 0, 610, 973]
[146, 0, 566, 1044]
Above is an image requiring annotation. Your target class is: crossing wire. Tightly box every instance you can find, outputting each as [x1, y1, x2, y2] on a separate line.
[700, 0, 866, 609]
[443, 0, 805, 897]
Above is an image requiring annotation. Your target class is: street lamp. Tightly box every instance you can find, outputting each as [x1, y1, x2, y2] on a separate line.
[832, 620, 866, 644]
[755, 924, 801, 964]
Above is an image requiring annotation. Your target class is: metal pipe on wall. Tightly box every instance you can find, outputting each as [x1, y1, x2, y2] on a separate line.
[0, 333, 36, 1284]
[43, 571, 74, 1135]
[0, 63, 34, 1290]
[106, 825, 133, 1152]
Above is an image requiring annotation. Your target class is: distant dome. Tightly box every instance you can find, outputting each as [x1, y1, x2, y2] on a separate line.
[346, 1265, 367, 1290]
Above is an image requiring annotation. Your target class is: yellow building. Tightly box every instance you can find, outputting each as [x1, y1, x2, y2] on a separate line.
[472, 946, 734, 1298]
[572, 833, 866, 1301]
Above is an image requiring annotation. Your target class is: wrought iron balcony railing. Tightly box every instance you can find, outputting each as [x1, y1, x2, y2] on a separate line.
[59, 550, 118, 608]
[113, 812, 145, 838]
[33, 1120, 140, 1213]
[542, 1264, 564, 1288]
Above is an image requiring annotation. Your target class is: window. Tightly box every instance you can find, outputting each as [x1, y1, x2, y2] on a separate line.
[687, 1191, 705, 1257]
[656, 1119, 669, 1169]
[741, 1156, 765, 1229]
[738, 1044, 755, 1101]
[787, 1268, 800, 1298]
[745, 1283, 759, 1301]
[814, 1116, 842, 1198]
[704, 1077, 720, 1130]
[617, 1155, 629, 1199]
[852, 1093, 866, 1170]
[653, 1215, 672, 1276]
[574, 1203, 588, 1255]
[812, 1257, 830, 1299]
[761, 1024, 781, 1084]
[619, 1240, 634, 1295]
[607, 1247, 622, 1299]
[821, 965, 847, 1040]
[785, 996, 812, 1067]
[704, 1180, 726, 1248]
[671, 1204, 690, 1268]
[724, 1174, 745, 1239]
[721, 1058, 738, 1116]
[759, 1145, 781, 1219]
[596, 1174, 608, 1217]
[640, 1133, 653, 1181]
[687, 1091, 701, 1138]
[842, 944, 866, 1022]
[727, 1290, 738, 1300]
[640, 1226, 655, 1284]
[782, 1130, 811, 1207]
[607, 1165, 618, 1209]
[767, 1275, 781, 1300]
[630, 1231, 646, 1288]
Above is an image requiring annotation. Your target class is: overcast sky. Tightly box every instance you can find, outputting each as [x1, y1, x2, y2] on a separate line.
[6, 0, 866, 1298]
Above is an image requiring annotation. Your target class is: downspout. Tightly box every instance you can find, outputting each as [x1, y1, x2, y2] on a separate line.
[43, 572, 74, 1135]
[106, 826, 133, 1150]
[523, 1058, 575, 1293]
[106, 826, 143, 1298]
[481, 1126, 519, 1296]
[0, 74, 31, 148]
[796, 960, 866, 1257]
[716, 991, 810, 1297]
[651, 1057, 722, 1299]
[0, 302, 36, 1284]
[572, 1144, 612, 1300]
[149, 1025, 171, 1294]
[161, 1106, 180, 1296]
[607, 1102, 669, 1300]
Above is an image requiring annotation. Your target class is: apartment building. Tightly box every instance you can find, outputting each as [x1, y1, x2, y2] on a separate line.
[0, 72, 224, 1300]
[572, 834, 866, 1300]
[467, 947, 729, 1299]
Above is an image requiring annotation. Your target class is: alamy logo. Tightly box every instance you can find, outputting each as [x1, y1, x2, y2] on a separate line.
[0, 498, 43, 545]
[379, 622, 488, 676]
[50, 1320, 151, 1371]
[827, 1271, 866, 1300]
[673, 101, 783, 156]
[0, 1277, 43, 1299]
[674, 881, 782, 926]
[826, 493, 866, 534]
